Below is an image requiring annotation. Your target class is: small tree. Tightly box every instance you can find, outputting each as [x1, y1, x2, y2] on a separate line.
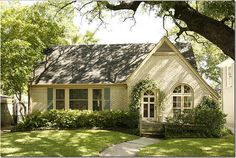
[1, 3, 97, 119]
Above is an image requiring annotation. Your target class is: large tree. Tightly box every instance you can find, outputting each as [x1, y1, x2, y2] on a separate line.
[53, 1, 234, 59]
[1, 2, 97, 116]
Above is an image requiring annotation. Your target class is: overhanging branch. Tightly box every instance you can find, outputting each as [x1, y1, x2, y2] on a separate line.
[104, 1, 142, 12]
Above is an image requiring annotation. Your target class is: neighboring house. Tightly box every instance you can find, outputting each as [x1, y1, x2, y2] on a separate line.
[1, 95, 14, 127]
[29, 36, 218, 123]
[217, 58, 234, 132]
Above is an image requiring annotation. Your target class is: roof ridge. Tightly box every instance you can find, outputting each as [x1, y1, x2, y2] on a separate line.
[53, 43, 156, 47]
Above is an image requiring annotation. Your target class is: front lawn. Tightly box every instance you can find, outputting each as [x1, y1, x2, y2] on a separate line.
[1, 129, 138, 157]
[138, 135, 235, 157]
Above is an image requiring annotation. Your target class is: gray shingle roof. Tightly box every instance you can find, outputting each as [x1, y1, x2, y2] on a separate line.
[33, 43, 197, 84]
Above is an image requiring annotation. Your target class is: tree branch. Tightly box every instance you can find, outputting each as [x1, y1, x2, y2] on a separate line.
[163, 14, 169, 36]
[104, 1, 142, 12]
[53, 0, 77, 17]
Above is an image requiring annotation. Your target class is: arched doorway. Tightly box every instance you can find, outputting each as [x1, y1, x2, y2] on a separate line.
[141, 90, 156, 121]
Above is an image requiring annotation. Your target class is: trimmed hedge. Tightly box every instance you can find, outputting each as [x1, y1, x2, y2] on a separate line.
[164, 123, 207, 138]
[12, 110, 139, 132]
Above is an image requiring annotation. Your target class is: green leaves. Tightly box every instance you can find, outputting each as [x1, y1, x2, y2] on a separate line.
[1, 4, 67, 96]
[130, 79, 157, 111]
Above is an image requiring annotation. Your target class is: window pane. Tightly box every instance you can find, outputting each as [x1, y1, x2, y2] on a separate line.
[173, 96, 181, 107]
[143, 97, 148, 102]
[93, 101, 102, 111]
[150, 104, 154, 117]
[56, 89, 65, 99]
[150, 97, 155, 102]
[143, 104, 148, 117]
[56, 101, 64, 110]
[70, 101, 88, 110]
[70, 89, 88, 99]
[184, 85, 191, 93]
[184, 96, 192, 108]
[173, 86, 181, 93]
[93, 89, 102, 99]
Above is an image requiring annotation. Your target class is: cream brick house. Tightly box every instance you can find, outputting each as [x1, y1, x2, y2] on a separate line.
[217, 58, 234, 132]
[29, 37, 218, 122]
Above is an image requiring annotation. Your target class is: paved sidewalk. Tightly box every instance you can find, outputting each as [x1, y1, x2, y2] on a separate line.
[99, 137, 161, 157]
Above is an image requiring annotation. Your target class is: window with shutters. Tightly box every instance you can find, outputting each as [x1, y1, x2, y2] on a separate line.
[172, 84, 193, 118]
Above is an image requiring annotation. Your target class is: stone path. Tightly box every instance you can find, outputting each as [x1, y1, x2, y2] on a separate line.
[99, 137, 161, 157]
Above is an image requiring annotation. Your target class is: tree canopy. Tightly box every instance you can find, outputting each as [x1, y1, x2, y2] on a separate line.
[0, 1, 97, 113]
[53, 1, 234, 59]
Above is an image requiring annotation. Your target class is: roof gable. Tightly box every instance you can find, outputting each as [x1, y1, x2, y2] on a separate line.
[156, 42, 173, 52]
[127, 36, 218, 99]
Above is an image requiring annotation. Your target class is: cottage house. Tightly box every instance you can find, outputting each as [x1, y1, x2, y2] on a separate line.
[29, 37, 218, 122]
[217, 58, 234, 132]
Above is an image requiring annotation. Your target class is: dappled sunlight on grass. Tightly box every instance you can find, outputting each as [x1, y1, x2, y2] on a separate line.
[138, 135, 235, 157]
[1, 129, 138, 157]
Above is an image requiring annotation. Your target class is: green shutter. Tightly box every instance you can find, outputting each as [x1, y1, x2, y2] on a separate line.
[104, 88, 110, 110]
[47, 88, 53, 110]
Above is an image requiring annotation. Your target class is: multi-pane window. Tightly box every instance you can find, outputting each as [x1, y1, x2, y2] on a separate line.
[93, 89, 102, 111]
[142, 90, 155, 118]
[172, 85, 193, 117]
[69, 89, 88, 110]
[56, 89, 65, 110]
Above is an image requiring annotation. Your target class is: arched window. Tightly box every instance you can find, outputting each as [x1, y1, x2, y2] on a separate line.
[172, 84, 193, 117]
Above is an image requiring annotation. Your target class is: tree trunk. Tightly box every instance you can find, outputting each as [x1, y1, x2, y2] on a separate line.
[16, 93, 26, 121]
[174, 4, 235, 60]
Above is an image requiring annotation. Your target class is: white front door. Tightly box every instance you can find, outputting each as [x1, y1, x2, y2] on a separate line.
[141, 90, 156, 121]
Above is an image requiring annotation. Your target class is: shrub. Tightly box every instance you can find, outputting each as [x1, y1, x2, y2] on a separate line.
[12, 111, 48, 131]
[198, 96, 220, 109]
[12, 110, 139, 132]
[194, 105, 226, 137]
[165, 97, 226, 138]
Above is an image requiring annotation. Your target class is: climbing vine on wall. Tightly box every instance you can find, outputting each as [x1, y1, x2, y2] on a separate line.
[129, 79, 157, 112]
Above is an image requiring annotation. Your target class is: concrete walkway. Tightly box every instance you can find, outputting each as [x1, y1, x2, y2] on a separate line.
[99, 137, 161, 157]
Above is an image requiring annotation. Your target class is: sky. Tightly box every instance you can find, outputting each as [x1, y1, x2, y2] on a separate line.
[73, 10, 174, 44]
[19, 0, 174, 44]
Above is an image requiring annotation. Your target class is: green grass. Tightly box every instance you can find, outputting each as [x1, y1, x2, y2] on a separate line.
[1, 129, 138, 157]
[138, 135, 235, 157]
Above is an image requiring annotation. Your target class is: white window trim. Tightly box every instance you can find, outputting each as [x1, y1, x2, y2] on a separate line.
[92, 88, 103, 111]
[55, 89, 65, 110]
[69, 89, 88, 110]
[141, 90, 156, 119]
[172, 84, 193, 115]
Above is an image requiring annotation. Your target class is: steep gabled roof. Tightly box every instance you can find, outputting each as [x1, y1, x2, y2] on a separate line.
[127, 36, 218, 99]
[33, 41, 197, 84]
